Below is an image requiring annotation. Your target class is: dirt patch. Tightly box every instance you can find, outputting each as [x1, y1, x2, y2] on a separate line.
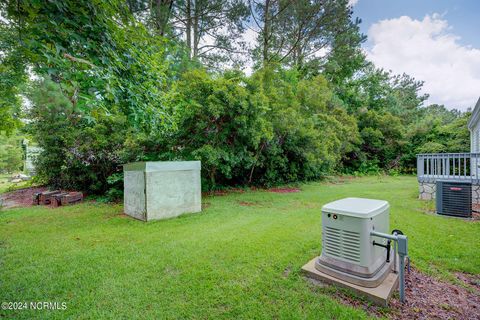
[0, 187, 48, 209]
[330, 266, 480, 319]
[269, 187, 301, 193]
[238, 201, 256, 206]
[283, 265, 292, 278]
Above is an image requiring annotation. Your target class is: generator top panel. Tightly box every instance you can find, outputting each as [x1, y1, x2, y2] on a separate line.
[322, 197, 389, 219]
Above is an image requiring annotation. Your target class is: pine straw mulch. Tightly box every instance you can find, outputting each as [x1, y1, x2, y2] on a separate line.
[331, 266, 480, 319]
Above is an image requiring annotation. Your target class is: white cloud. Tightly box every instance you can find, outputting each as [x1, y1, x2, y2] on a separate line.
[366, 14, 480, 111]
[240, 28, 258, 75]
[348, 0, 359, 7]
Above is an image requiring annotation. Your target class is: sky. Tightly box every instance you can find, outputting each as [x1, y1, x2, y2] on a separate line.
[350, 0, 480, 111]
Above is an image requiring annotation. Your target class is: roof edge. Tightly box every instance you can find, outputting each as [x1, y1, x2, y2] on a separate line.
[467, 97, 480, 130]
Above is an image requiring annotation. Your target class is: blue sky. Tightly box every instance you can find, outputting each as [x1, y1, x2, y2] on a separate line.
[351, 0, 480, 111]
[354, 0, 480, 48]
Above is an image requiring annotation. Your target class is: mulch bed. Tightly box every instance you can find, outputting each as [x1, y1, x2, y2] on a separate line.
[332, 266, 480, 319]
[269, 187, 301, 193]
[388, 267, 480, 319]
[0, 187, 48, 209]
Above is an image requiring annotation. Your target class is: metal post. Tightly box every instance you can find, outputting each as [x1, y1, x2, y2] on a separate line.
[393, 238, 397, 273]
[399, 254, 405, 302]
[397, 235, 408, 303]
[371, 231, 408, 303]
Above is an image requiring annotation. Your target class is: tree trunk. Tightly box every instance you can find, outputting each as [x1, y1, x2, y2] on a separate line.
[193, 0, 199, 58]
[186, 0, 192, 58]
[152, 0, 174, 36]
[262, 0, 270, 64]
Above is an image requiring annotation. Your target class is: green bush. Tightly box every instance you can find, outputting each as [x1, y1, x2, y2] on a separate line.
[25, 67, 469, 195]
[158, 69, 273, 189]
[249, 69, 359, 185]
[0, 132, 23, 174]
[28, 68, 363, 193]
[27, 80, 138, 194]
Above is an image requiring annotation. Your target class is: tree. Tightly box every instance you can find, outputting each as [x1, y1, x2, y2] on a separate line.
[26, 79, 139, 193]
[151, 0, 174, 36]
[159, 69, 273, 188]
[248, 68, 359, 184]
[249, 0, 363, 70]
[0, 133, 23, 174]
[1, 0, 172, 133]
[0, 14, 26, 133]
[171, 0, 249, 66]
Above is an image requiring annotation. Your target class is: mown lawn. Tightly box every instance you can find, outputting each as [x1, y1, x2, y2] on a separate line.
[0, 174, 32, 195]
[0, 174, 13, 194]
[0, 176, 478, 319]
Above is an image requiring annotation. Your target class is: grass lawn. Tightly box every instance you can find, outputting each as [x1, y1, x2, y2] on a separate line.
[0, 174, 32, 195]
[0, 176, 478, 319]
[0, 174, 13, 194]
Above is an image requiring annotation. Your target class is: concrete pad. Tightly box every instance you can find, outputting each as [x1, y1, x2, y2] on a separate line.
[301, 256, 399, 306]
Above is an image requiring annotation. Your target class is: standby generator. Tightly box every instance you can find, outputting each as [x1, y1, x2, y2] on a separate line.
[315, 198, 393, 287]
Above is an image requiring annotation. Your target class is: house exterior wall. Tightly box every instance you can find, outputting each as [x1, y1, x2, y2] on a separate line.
[468, 97, 480, 153]
[418, 97, 480, 205]
[419, 181, 480, 204]
[471, 123, 480, 153]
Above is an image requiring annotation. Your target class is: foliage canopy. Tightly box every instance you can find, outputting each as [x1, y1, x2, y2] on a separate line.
[0, 0, 470, 195]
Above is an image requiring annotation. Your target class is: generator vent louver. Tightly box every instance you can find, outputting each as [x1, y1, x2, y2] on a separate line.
[436, 181, 472, 218]
[324, 226, 360, 263]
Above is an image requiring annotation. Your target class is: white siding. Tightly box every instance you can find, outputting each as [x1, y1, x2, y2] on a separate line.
[473, 124, 480, 153]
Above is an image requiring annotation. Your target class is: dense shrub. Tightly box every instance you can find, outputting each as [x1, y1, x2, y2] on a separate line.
[28, 68, 363, 193]
[27, 80, 137, 193]
[0, 133, 23, 174]
[160, 68, 360, 188]
[249, 69, 359, 185]
[157, 69, 273, 189]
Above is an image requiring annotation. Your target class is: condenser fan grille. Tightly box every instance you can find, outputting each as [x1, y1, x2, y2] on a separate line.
[436, 181, 472, 218]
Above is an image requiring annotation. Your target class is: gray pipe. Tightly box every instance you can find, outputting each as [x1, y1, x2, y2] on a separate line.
[370, 230, 397, 240]
[370, 231, 408, 303]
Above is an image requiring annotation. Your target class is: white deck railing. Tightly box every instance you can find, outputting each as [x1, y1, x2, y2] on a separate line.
[417, 153, 480, 183]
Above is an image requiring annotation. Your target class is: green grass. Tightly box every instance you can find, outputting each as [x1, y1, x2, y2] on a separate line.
[0, 174, 13, 194]
[0, 174, 32, 194]
[0, 176, 478, 319]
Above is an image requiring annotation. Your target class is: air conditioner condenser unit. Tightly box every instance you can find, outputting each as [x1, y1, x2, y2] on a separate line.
[315, 198, 393, 288]
[436, 181, 472, 218]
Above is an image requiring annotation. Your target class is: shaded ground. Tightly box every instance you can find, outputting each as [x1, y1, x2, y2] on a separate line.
[330, 266, 480, 320]
[0, 187, 48, 209]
